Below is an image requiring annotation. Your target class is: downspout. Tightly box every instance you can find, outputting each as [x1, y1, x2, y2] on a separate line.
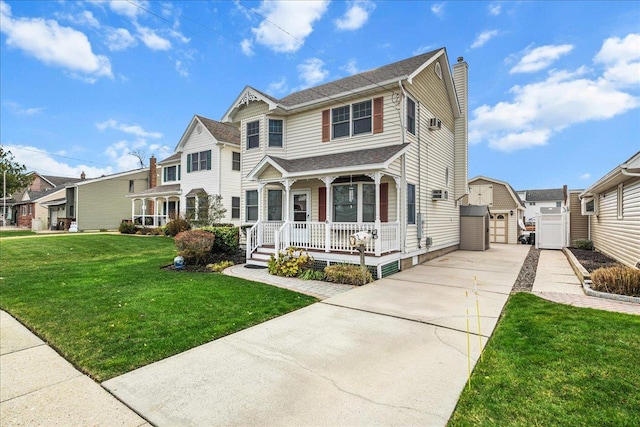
[398, 80, 408, 252]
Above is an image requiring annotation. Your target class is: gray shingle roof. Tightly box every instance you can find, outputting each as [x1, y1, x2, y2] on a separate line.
[42, 175, 82, 187]
[159, 152, 182, 164]
[277, 49, 442, 107]
[267, 144, 409, 173]
[524, 189, 564, 202]
[131, 184, 181, 196]
[196, 115, 240, 145]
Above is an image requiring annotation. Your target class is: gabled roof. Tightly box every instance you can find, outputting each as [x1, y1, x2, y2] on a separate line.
[176, 115, 240, 151]
[14, 185, 68, 205]
[580, 150, 640, 198]
[158, 152, 182, 164]
[469, 175, 525, 207]
[248, 144, 409, 180]
[70, 168, 149, 187]
[222, 48, 460, 121]
[522, 188, 565, 202]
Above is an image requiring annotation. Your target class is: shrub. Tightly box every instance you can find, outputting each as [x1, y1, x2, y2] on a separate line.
[199, 226, 239, 254]
[591, 266, 640, 297]
[207, 260, 235, 272]
[574, 239, 594, 250]
[175, 230, 215, 265]
[268, 247, 312, 277]
[324, 264, 373, 286]
[166, 217, 191, 237]
[298, 269, 325, 281]
[119, 221, 137, 234]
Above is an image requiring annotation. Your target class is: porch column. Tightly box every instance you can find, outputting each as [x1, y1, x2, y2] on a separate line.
[393, 176, 402, 252]
[371, 172, 382, 256]
[322, 176, 337, 253]
[257, 182, 266, 247]
[141, 200, 147, 225]
[282, 179, 293, 248]
[154, 198, 159, 226]
[131, 199, 135, 222]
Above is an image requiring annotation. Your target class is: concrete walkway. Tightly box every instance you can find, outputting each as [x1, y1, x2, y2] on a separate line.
[103, 244, 529, 426]
[531, 249, 640, 316]
[0, 311, 149, 427]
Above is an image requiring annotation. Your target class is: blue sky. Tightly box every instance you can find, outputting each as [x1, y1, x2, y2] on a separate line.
[1, 0, 638, 191]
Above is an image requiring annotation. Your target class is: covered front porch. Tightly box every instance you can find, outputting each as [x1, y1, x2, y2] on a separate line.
[127, 184, 181, 227]
[245, 144, 410, 277]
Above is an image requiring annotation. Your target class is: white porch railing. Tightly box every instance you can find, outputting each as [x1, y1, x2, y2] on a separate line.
[248, 221, 400, 257]
[133, 215, 171, 227]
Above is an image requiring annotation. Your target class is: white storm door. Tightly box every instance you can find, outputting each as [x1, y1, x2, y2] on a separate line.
[291, 190, 310, 247]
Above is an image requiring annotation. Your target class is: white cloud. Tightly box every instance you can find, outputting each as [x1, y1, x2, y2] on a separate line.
[297, 58, 329, 88]
[105, 140, 146, 171]
[4, 101, 44, 115]
[413, 45, 434, 55]
[594, 33, 640, 88]
[96, 119, 162, 139]
[470, 52, 638, 152]
[431, 3, 445, 19]
[267, 77, 288, 95]
[175, 60, 188, 77]
[58, 10, 100, 28]
[510, 44, 574, 73]
[105, 27, 136, 51]
[335, 1, 375, 31]
[136, 25, 171, 50]
[108, 0, 147, 20]
[471, 30, 499, 49]
[580, 173, 591, 180]
[0, 2, 113, 80]
[241, 38, 254, 56]
[251, 0, 329, 53]
[341, 58, 358, 75]
[4, 144, 114, 178]
[488, 3, 501, 16]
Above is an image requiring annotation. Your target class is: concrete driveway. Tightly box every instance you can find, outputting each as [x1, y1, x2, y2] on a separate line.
[104, 244, 529, 426]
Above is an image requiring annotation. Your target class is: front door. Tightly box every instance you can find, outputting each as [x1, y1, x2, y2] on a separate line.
[291, 190, 310, 247]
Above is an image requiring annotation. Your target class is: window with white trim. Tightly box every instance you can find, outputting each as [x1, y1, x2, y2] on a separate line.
[268, 119, 283, 147]
[267, 190, 282, 221]
[617, 183, 624, 219]
[187, 150, 211, 172]
[407, 98, 416, 135]
[332, 182, 376, 223]
[164, 165, 180, 182]
[247, 121, 260, 149]
[407, 184, 416, 224]
[232, 152, 240, 171]
[231, 197, 240, 219]
[332, 100, 372, 139]
[246, 190, 258, 222]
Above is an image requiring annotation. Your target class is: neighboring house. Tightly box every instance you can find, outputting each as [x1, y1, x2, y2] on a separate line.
[517, 187, 567, 223]
[579, 151, 640, 268]
[127, 114, 242, 225]
[8, 172, 80, 228]
[464, 176, 525, 244]
[221, 48, 469, 276]
[65, 168, 151, 231]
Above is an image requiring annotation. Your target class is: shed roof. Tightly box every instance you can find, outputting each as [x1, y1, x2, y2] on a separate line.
[460, 205, 490, 217]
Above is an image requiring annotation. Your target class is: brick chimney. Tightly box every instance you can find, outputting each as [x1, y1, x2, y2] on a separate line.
[149, 156, 157, 189]
[80, 171, 86, 180]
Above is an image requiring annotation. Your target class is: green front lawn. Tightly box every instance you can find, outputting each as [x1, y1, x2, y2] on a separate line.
[0, 229, 36, 238]
[0, 234, 316, 381]
[449, 293, 640, 426]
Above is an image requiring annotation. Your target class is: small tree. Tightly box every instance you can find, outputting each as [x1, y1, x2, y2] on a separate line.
[1, 147, 33, 197]
[191, 193, 227, 227]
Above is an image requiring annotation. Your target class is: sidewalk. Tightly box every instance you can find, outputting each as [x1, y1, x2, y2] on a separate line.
[0, 311, 149, 427]
[531, 250, 640, 316]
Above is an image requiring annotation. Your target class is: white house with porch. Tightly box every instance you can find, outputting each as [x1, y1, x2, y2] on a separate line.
[222, 48, 469, 277]
[127, 115, 242, 226]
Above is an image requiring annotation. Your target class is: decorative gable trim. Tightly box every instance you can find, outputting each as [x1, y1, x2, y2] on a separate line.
[221, 85, 279, 122]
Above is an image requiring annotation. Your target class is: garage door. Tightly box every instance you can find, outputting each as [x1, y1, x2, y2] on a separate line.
[490, 213, 507, 243]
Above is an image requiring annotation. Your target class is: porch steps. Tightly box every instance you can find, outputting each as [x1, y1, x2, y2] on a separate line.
[247, 247, 276, 267]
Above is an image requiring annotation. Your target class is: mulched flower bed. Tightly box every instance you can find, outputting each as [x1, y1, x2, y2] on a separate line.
[162, 249, 247, 273]
[567, 248, 621, 273]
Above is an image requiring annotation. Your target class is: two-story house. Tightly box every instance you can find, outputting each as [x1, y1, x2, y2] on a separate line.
[221, 48, 469, 277]
[128, 115, 242, 225]
[517, 187, 567, 223]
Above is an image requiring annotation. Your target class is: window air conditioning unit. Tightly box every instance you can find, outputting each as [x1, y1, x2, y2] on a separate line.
[432, 189, 448, 200]
[581, 197, 598, 216]
[428, 117, 442, 130]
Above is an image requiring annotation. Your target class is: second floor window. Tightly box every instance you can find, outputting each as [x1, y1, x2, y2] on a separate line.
[407, 98, 416, 134]
[268, 119, 283, 147]
[187, 150, 211, 172]
[247, 121, 260, 149]
[164, 165, 180, 182]
[352, 100, 372, 135]
[232, 152, 240, 171]
[332, 106, 350, 139]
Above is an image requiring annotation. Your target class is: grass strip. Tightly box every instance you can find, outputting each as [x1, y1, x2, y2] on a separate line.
[449, 292, 640, 426]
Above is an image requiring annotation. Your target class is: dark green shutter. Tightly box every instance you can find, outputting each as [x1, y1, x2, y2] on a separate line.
[187, 154, 192, 173]
[207, 150, 212, 170]
[163, 167, 167, 182]
[178, 165, 181, 180]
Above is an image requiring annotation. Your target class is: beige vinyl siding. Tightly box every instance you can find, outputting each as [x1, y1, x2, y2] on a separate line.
[285, 94, 403, 160]
[470, 179, 518, 210]
[261, 165, 283, 180]
[568, 191, 588, 245]
[590, 178, 640, 268]
[407, 59, 455, 135]
[34, 188, 66, 230]
[77, 170, 149, 230]
[180, 129, 221, 212]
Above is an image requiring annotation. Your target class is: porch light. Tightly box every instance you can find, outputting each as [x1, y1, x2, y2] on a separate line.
[348, 186, 355, 202]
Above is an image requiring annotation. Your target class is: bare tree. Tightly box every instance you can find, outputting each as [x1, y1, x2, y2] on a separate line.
[129, 149, 147, 168]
